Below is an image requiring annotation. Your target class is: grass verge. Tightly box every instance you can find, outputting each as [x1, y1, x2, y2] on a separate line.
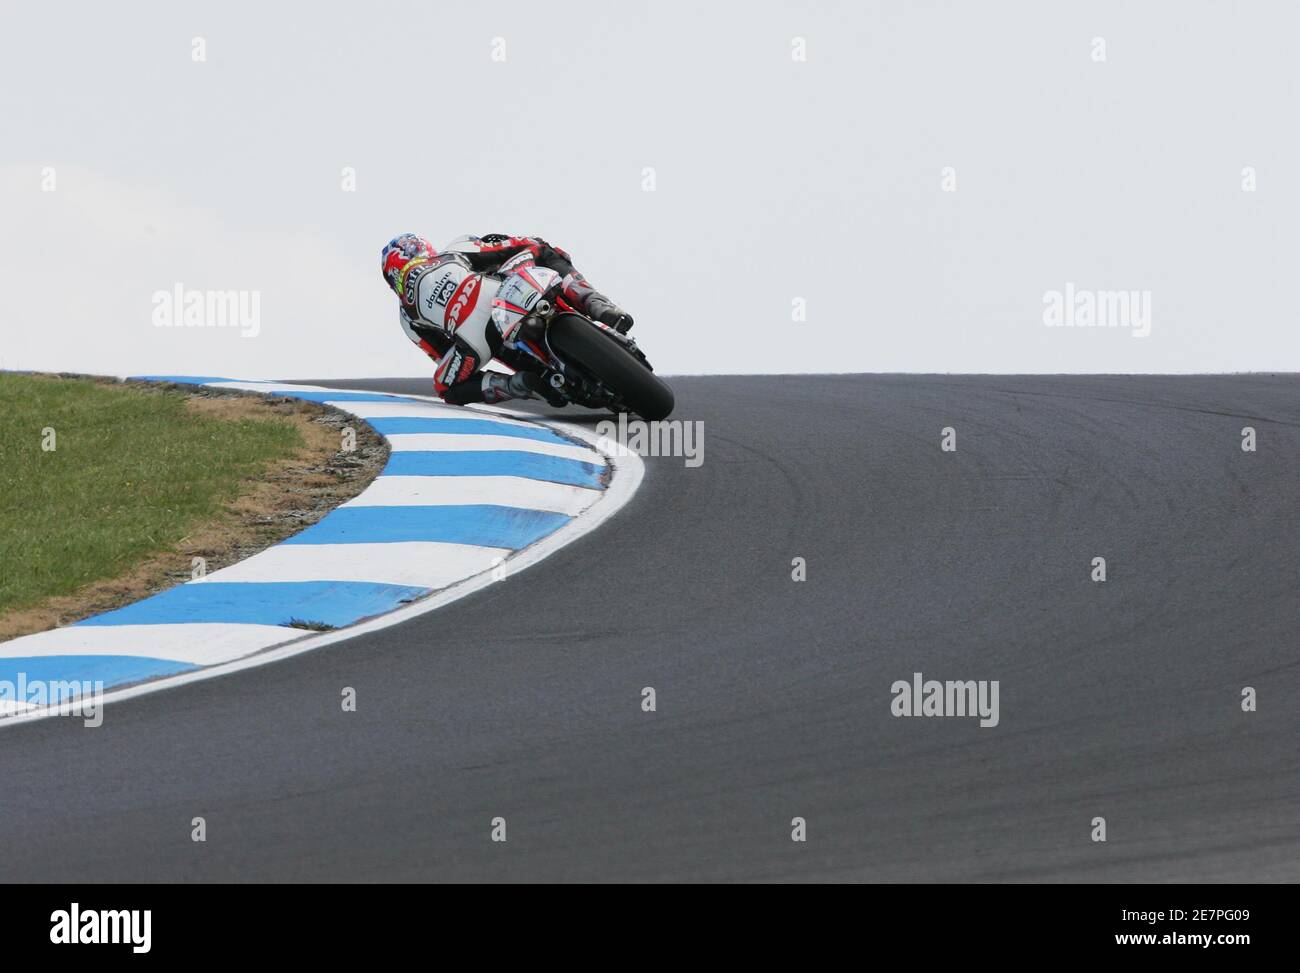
[0, 374, 387, 640]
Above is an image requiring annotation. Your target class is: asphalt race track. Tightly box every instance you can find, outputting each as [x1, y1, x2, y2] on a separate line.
[2, 374, 1297, 882]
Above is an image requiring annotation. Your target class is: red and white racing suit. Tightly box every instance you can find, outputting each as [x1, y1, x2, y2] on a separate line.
[397, 234, 626, 405]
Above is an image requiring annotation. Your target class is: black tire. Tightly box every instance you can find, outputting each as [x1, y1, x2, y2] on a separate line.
[548, 314, 675, 420]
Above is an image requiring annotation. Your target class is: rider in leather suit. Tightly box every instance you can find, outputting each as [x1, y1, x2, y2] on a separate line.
[381, 232, 634, 406]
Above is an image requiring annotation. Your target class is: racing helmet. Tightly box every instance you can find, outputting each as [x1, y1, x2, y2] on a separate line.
[380, 233, 438, 300]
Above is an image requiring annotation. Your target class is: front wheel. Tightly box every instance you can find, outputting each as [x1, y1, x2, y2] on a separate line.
[548, 314, 675, 420]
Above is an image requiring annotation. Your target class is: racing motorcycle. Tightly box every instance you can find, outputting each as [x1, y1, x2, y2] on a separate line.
[489, 266, 674, 421]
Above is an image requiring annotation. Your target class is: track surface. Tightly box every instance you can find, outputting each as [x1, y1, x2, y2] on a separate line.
[2, 375, 1297, 882]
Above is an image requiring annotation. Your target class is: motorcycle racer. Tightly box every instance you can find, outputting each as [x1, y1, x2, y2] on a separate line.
[380, 232, 634, 406]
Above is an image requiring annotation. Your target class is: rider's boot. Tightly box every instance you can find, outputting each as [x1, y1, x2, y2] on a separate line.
[482, 370, 566, 407]
[561, 272, 635, 334]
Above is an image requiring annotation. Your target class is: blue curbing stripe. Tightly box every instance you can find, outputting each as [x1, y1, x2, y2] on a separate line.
[384, 450, 604, 488]
[281, 505, 570, 548]
[0, 655, 198, 690]
[73, 580, 430, 628]
[368, 416, 570, 444]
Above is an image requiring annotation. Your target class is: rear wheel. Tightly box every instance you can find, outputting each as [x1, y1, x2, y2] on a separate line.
[548, 314, 675, 420]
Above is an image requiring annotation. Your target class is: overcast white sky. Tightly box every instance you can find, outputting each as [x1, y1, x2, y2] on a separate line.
[2, 0, 1297, 378]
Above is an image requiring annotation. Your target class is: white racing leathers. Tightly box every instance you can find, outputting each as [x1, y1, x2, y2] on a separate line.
[397, 254, 514, 404]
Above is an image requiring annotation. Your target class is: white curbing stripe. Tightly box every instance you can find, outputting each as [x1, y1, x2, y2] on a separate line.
[383, 433, 602, 463]
[343, 476, 601, 515]
[0, 380, 644, 726]
[322, 400, 499, 420]
[204, 382, 342, 393]
[0, 623, 296, 666]
[194, 541, 511, 587]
